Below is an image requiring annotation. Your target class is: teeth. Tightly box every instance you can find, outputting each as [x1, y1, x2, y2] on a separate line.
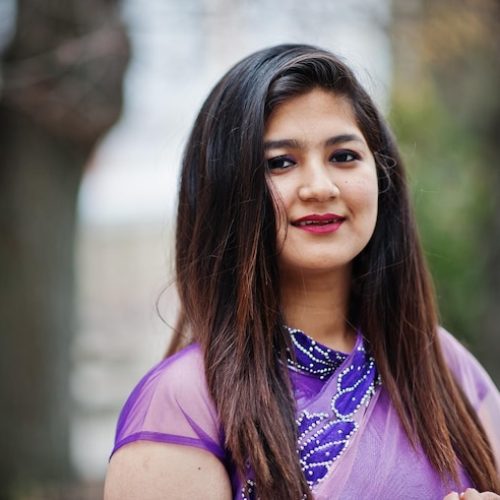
[298, 219, 340, 226]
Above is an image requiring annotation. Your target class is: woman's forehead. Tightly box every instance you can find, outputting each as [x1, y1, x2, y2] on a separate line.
[264, 89, 362, 142]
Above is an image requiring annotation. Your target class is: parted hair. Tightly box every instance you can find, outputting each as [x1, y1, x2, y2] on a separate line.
[168, 44, 499, 498]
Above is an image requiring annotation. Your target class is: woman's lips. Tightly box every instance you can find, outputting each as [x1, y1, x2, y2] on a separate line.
[291, 213, 346, 234]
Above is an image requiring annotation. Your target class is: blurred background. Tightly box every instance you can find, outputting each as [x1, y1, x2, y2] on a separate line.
[0, 0, 498, 498]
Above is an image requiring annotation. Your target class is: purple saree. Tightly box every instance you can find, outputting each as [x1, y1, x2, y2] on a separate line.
[111, 328, 500, 499]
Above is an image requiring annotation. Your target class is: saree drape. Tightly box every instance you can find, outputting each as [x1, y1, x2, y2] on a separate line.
[111, 328, 499, 499]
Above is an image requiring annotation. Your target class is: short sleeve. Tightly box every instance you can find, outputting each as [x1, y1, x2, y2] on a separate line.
[111, 344, 226, 462]
[438, 327, 498, 410]
[438, 327, 500, 471]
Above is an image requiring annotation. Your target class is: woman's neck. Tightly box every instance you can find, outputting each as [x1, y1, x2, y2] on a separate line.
[280, 267, 355, 353]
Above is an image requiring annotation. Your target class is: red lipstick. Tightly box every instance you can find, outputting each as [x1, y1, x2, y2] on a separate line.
[292, 213, 345, 234]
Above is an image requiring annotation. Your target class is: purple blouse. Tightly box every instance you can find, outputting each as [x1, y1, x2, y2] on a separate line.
[112, 328, 500, 499]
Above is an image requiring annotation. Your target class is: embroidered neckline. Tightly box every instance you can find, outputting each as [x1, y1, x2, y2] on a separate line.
[296, 340, 380, 487]
[285, 326, 349, 380]
[242, 330, 380, 498]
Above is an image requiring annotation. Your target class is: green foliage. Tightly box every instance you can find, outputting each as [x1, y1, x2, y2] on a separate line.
[390, 85, 489, 346]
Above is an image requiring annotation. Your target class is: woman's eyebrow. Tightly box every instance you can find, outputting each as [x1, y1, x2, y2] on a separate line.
[263, 138, 301, 151]
[325, 134, 365, 147]
[264, 134, 365, 151]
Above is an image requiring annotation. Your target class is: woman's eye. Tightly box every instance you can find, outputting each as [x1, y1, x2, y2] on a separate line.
[266, 156, 295, 170]
[331, 150, 359, 163]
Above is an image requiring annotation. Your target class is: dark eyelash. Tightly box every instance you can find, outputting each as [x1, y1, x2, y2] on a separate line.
[266, 155, 295, 170]
[331, 150, 360, 162]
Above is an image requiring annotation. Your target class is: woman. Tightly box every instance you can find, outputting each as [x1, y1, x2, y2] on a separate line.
[104, 44, 500, 499]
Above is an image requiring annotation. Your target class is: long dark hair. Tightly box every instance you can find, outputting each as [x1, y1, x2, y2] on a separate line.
[170, 44, 499, 498]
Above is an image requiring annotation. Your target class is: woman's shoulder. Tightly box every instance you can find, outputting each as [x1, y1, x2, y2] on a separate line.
[106, 345, 231, 499]
[124, 343, 210, 412]
[145, 343, 207, 391]
[438, 327, 500, 471]
[112, 343, 224, 459]
[437, 326, 497, 410]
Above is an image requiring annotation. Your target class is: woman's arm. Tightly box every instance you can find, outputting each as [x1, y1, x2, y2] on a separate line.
[104, 441, 233, 500]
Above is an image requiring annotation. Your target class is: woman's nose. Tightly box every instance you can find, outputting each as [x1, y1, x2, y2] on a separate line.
[297, 162, 340, 202]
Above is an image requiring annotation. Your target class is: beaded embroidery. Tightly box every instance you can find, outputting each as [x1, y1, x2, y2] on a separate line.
[285, 326, 348, 379]
[241, 479, 256, 500]
[242, 328, 380, 496]
[296, 341, 379, 487]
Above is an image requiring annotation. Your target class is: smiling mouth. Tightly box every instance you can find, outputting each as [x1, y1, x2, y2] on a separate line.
[290, 214, 346, 233]
[292, 213, 346, 226]
[294, 217, 344, 227]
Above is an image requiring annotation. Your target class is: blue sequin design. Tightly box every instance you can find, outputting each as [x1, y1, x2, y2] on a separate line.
[242, 328, 380, 496]
[285, 326, 348, 380]
[292, 334, 379, 487]
[241, 479, 256, 500]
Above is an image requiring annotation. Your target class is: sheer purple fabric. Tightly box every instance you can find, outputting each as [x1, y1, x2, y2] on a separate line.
[113, 345, 225, 460]
[111, 328, 500, 499]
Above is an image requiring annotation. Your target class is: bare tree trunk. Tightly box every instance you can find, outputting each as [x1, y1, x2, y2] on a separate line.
[0, 110, 84, 491]
[0, 0, 129, 496]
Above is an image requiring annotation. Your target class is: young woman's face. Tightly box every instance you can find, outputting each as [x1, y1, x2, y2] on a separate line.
[264, 88, 379, 278]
